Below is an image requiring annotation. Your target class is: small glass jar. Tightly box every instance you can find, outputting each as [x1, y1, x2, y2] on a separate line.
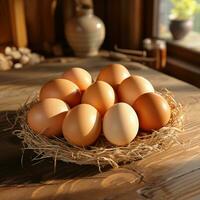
[143, 38, 167, 70]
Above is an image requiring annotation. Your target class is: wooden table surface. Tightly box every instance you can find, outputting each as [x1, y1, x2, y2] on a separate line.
[0, 55, 200, 200]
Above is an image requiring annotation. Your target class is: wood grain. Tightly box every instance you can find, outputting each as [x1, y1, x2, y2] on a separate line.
[0, 53, 199, 199]
[0, 0, 12, 48]
[24, 0, 57, 53]
[24, 0, 41, 50]
[8, 0, 27, 47]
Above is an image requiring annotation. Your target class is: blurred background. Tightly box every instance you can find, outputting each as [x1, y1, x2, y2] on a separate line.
[0, 0, 199, 86]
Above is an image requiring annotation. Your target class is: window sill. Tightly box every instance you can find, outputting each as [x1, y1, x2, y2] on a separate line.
[161, 31, 200, 53]
[158, 32, 200, 66]
[164, 56, 200, 88]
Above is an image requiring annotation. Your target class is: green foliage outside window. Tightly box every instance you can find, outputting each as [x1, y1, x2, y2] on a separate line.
[170, 0, 200, 20]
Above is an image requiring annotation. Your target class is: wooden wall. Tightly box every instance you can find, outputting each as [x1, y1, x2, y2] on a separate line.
[93, 0, 144, 50]
[0, 0, 13, 48]
[0, 0, 156, 55]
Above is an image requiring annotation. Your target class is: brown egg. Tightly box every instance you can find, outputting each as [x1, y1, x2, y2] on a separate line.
[39, 79, 81, 107]
[27, 98, 70, 137]
[97, 64, 130, 90]
[61, 67, 92, 92]
[62, 104, 101, 147]
[103, 103, 139, 146]
[81, 81, 116, 116]
[118, 75, 154, 105]
[133, 92, 171, 131]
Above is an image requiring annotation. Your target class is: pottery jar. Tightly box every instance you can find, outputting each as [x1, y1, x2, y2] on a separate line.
[65, 8, 105, 57]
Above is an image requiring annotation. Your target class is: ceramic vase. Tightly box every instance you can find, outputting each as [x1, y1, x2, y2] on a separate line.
[169, 19, 193, 40]
[65, 7, 105, 57]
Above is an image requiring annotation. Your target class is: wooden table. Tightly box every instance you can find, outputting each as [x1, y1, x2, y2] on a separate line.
[0, 55, 200, 200]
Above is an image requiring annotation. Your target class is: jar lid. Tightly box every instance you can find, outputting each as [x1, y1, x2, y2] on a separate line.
[143, 38, 166, 49]
[143, 38, 152, 50]
[155, 40, 166, 48]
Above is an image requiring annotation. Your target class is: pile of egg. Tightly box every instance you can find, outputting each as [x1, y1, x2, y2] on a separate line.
[27, 64, 171, 147]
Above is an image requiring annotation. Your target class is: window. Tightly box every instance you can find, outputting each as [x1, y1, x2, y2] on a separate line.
[155, 0, 200, 87]
[159, 0, 200, 52]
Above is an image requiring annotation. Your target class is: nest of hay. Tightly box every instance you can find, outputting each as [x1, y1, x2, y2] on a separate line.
[13, 89, 184, 169]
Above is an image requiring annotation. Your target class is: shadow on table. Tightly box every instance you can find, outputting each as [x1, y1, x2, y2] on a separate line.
[0, 110, 106, 186]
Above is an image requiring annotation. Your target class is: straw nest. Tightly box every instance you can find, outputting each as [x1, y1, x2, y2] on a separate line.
[13, 89, 184, 169]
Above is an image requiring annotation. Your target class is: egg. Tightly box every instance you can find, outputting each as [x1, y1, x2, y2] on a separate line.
[62, 104, 101, 147]
[39, 79, 81, 107]
[103, 103, 139, 146]
[118, 75, 154, 105]
[81, 81, 116, 115]
[133, 92, 171, 131]
[97, 64, 130, 90]
[27, 98, 70, 137]
[61, 67, 92, 92]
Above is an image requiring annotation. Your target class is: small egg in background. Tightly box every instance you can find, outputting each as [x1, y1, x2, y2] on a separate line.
[118, 75, 154, 105]
[133, 92, 171, 131]
[39, 78, 81, 107]
[82, 81, 116, 116]
[97, 63, 130, 90]
[103, 102, 139, 146]
[62, 104, 101, 147]
[61, 67, 93, 92]
[27, 98, 70, 137]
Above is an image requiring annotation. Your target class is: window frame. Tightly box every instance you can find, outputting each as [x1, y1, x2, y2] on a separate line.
[154, 0, 200, 65]
[145, 0, 200, 87]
